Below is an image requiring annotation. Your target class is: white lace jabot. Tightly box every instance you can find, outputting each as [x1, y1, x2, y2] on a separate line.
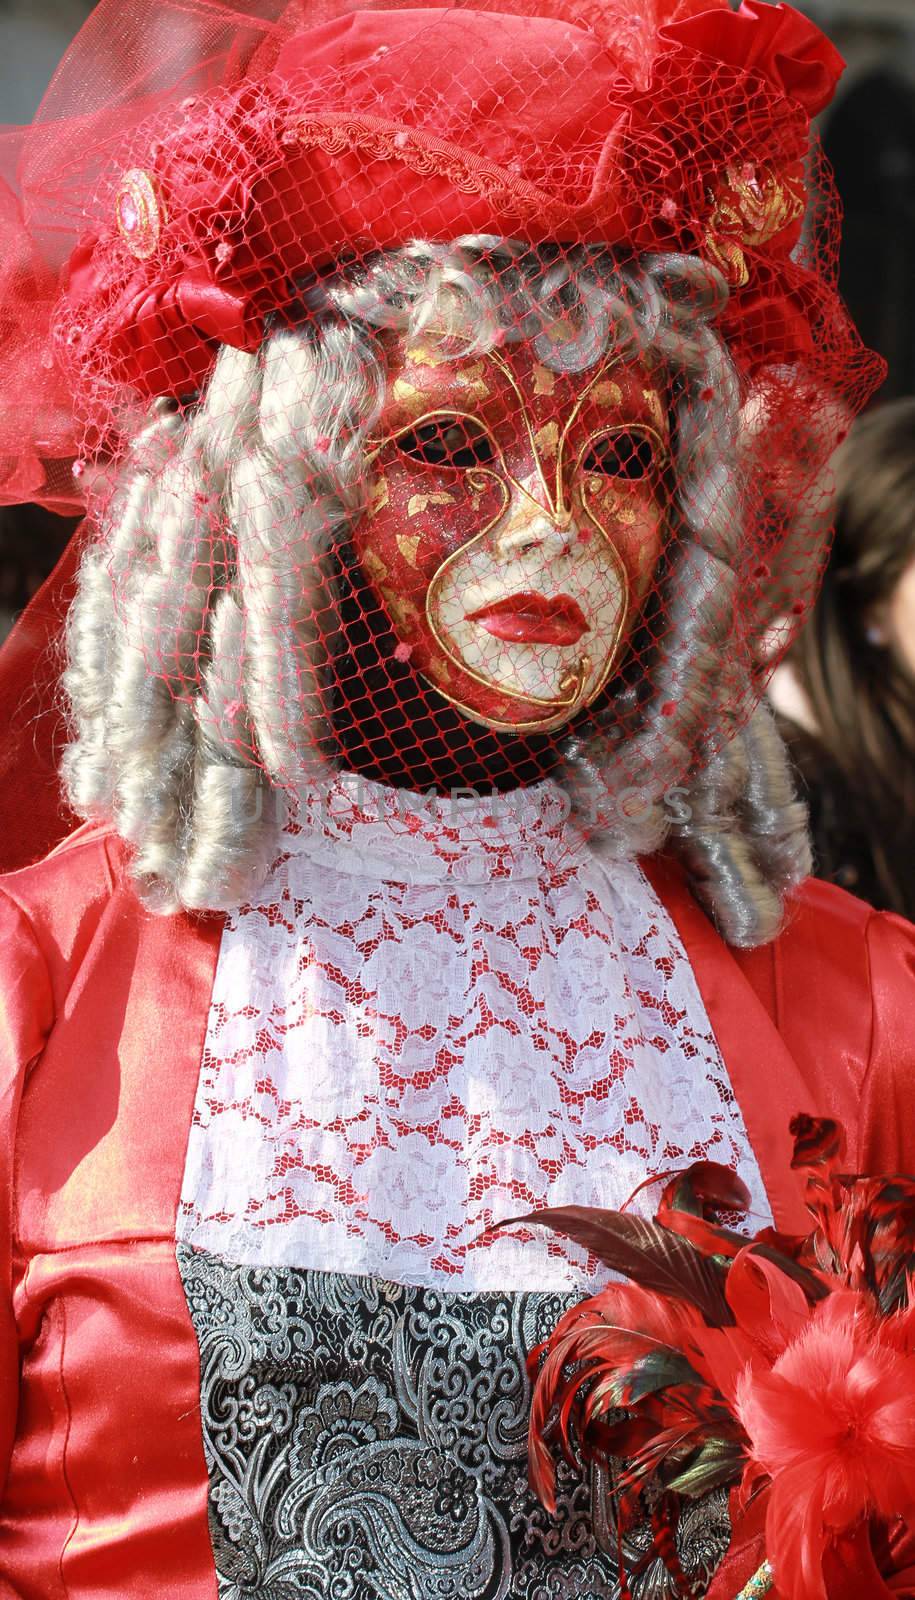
[282, 770, 586, 883]
[178, 774, 769, 1291]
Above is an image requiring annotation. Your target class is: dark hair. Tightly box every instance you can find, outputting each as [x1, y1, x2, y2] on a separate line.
[791, 398, 915, 915]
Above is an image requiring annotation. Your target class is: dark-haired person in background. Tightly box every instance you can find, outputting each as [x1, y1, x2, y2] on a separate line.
[770, 398, 915, 917]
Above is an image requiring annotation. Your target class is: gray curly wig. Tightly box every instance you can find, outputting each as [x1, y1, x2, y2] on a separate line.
[61, 237, 814, 943]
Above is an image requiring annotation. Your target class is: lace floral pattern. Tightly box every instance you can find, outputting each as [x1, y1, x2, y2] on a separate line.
[177, 776, 769, 1291]
[177, 1246, 732, 1599]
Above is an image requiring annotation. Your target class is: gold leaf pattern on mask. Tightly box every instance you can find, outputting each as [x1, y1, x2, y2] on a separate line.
[403, 345, 442, 368]
[383, 592, 421, 632]
[451, 362, 491, 403]
[591, 380, 623, 410]
[396, 533, 421, 566]
[390, 379, 430, 417]
[407, 491, 456, 517]
[532, 364, 556, 397]
[369, 478, 390, 516]
[362, 547, 389, 584]
[533, 420, 560, 458]
[642, 389, 666, 429]
[588, 486, 637, 526]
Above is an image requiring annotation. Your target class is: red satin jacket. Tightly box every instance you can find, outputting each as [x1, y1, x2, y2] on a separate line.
[0, 822, 913, 1598]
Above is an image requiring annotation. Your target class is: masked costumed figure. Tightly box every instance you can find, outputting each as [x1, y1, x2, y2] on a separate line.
[0, 1, 909, 1596]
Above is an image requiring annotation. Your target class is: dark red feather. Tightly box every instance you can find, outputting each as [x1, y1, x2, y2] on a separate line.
[658, 1161, 752, 1222]
[497, 1207, 734, 1325]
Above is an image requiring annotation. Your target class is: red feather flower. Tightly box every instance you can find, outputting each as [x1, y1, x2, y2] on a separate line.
[498, 1116, 915, 1599]
[737, 1292, 915, 1600]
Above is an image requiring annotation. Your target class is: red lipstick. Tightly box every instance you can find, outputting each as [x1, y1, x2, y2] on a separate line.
[466, 591, 590, 645]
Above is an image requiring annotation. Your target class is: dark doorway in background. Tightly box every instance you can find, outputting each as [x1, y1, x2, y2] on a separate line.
[824, 67, 915, 400]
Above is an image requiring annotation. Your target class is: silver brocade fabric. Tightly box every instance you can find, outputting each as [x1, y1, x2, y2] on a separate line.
[177, 1245, 731, 1598]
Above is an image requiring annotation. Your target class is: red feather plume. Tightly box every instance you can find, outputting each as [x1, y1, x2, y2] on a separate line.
[504, 1116, 915, 1600]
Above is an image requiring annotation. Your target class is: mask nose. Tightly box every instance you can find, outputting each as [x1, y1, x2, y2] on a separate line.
[491, 474, 576, 563]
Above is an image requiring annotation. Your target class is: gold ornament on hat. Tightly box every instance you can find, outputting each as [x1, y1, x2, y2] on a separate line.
[115, 168, 167, 260]
[705, 162, 805, 287]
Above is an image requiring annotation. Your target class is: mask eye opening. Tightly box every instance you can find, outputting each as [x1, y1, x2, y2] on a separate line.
[394, 415, 496, 469]
[581, 428, 659, 481]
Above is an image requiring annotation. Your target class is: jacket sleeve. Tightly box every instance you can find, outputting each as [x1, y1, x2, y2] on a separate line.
[856, 907, 915, 1175]
[0, 890, 53, 1497]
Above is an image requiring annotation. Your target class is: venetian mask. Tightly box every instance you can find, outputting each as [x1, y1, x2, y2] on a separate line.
[355, 339, 671, 733]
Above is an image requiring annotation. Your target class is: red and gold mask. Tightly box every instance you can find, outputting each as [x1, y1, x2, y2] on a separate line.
[356, 340, 671, 733]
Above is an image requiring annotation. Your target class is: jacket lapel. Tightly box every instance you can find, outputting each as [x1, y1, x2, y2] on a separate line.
[642, 856, 814, 1233]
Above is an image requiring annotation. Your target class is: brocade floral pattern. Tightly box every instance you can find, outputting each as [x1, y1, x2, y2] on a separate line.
[177, 1246, 731, 1599]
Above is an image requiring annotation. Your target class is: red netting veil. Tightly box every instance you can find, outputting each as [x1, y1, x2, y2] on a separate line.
[0, 0, 886, 942]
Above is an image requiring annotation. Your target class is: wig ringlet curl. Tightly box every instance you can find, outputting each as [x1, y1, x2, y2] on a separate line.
[62, 237, 814, 943]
